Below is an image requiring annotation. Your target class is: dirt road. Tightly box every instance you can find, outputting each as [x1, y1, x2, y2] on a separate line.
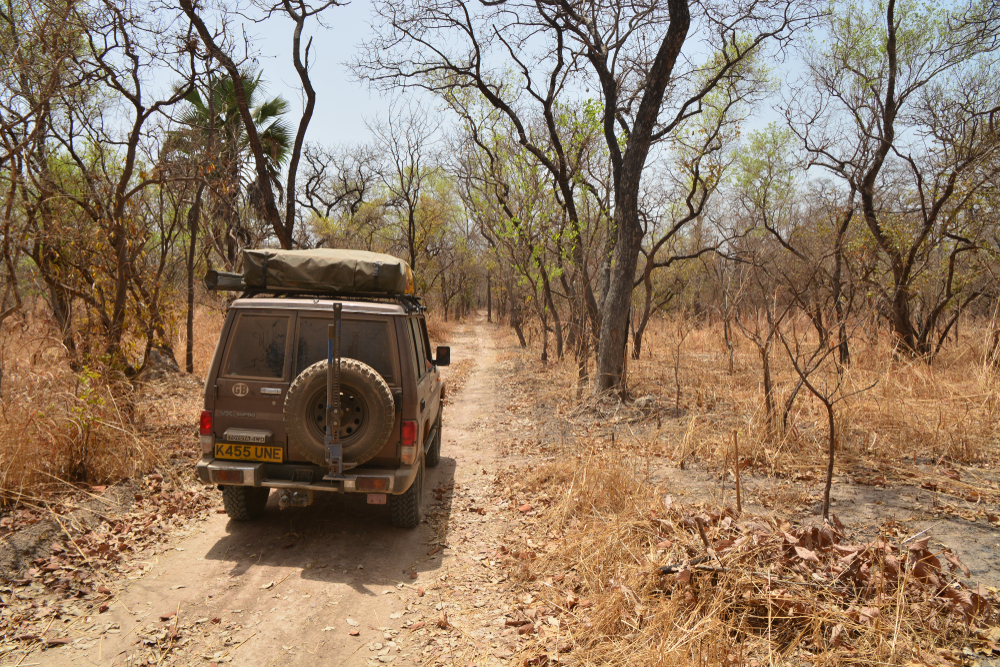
[34, 321, 511, 667]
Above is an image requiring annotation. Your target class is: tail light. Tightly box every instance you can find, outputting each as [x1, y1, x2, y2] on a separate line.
[357, 477, 390, 491]
[200, 410, 213, 435]
[401, 420, 417, 465]
[212, 469, 243, 484]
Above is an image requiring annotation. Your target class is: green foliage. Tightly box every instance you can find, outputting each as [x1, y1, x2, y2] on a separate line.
[176, 71, 292, 187]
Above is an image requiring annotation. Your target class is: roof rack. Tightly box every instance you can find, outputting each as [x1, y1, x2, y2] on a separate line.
[205, 270, 426, 313]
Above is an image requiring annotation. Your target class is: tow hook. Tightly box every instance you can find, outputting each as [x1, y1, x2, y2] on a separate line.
[279, 489, 314, 509]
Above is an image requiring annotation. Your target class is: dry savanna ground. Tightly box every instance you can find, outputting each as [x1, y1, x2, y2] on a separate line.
[1, 307, 1000, 666]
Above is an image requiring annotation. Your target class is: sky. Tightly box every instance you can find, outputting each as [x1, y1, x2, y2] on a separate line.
[222, 0, 793, 152]
[231, 0, 408, 147]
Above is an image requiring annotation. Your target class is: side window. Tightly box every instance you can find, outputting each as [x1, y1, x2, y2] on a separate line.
[295, 318, 395, 383]
[223, 314, 289, 379]
[404, 320, 420, 380]
[418, 317, 433, 366]
[408, 318, 427, 379]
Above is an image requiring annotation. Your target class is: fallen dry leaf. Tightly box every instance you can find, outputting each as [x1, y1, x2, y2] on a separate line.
[794, 546, 820, 563]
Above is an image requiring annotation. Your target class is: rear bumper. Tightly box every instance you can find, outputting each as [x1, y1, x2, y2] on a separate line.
[196, 457, 419, 494]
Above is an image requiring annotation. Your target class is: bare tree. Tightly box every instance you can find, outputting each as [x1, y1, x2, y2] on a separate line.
[16, 0, 198, 365]
[180, 0, 340, 249]
[355, 0, 819, 393]
[789, 0, 1000, 356]
[369, 102, 441, 274]
[298, 142, 378, 223]
[0, 0, 82, 329]
[776, 285, 875, 521]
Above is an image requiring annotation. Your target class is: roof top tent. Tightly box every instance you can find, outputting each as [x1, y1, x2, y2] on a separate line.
[205, 248, 418, 304]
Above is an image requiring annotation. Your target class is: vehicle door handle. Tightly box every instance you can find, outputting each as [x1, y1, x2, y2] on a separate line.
[420, 399, 426, 412]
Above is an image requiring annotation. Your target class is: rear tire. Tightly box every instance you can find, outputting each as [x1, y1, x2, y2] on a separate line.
[390, 459, 423, 528]
[222, 486, 270, 521]
[425, 411, 442, 468]
[284, 358, 395, 466]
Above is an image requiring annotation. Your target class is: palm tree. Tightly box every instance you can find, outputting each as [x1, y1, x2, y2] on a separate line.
[176, 70, 292, 267]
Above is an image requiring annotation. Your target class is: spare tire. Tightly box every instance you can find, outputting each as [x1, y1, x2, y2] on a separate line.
[284, 358, 395, 466]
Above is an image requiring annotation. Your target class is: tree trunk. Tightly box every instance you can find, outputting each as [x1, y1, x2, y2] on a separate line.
[761, 342, 776, 437]
[723, 315, 735, 375]
[185, 184, 205, 374]
[487, 273, 492, 323]
[407, 207, 417, 273]
[596, 205, 641, 391]
[498, 282, 508, 320]
[832, 201, 853, 366]
[592, 0, 690, 394]
[576, 314, 589, 400]
[540, 268, 563, 359]
[890, 287, 919, 353]
[541, 301, 549, 363]
[782, 376, 805, 433]
[511, 301, 527, 347]
[47, 281, 77, 359]
[822, 402, 836, 520]
[441, 274, 449, 322]
[632, 262, 654, 360]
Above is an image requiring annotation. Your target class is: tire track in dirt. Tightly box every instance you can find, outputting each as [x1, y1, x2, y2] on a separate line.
[28, 318, 517, 667]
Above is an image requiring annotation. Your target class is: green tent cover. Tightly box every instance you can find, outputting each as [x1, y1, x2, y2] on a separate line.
[242, 248, 414, 295]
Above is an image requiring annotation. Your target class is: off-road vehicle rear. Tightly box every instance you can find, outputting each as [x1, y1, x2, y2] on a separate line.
[195, 249, 449, 528]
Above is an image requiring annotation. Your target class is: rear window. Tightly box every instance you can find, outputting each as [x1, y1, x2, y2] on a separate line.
[223, 314, 289, 379]
[295, 318, 395, 383]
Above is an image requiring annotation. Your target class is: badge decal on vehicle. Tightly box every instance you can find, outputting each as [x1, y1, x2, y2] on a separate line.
[232, 383, 250, 397]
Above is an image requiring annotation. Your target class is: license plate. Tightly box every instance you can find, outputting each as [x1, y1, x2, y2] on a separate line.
[214, 442, 283, 463]
[367, 494, 387, 505]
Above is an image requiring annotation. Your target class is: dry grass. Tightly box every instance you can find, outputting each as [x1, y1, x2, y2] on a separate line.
[425, 309, 458, 345]
[0, 303, 227, 506]
[489, 313, 1000, 665]
[173, 303, 227, 378]
[0, 340, 156, 507]
[516, 314, 1000, 474]
[505, 455, 998, 666]
[0, 300, 452, 507]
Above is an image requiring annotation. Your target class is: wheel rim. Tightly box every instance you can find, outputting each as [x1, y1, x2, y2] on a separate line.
[309, 387, 369, 442]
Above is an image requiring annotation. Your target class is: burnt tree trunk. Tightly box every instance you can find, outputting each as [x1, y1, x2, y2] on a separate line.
[761, 341, 777, 437]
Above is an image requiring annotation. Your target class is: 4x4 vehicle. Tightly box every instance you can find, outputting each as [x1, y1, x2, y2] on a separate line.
[195, 249, 449, 528]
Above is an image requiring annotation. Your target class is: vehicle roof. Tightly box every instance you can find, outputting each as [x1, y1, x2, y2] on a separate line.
[231, 297, 407, 316]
